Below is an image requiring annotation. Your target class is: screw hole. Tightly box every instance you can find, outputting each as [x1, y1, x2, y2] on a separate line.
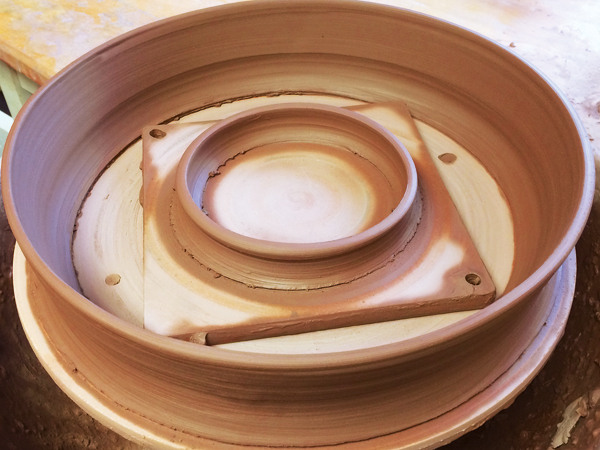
[105, 274, 121, 286]
[139, 186, 144, 207]
[438, 153, 457, 164]
[149, 129, 167, 139]
[465, 273, 481, 286]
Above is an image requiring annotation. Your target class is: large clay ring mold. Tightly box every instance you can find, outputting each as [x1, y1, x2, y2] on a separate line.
[2, 1, 594, 449]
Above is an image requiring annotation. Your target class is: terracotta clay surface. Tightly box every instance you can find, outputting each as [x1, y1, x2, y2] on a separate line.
[0, 1, 594, 449]
[1, 1, 599, 449]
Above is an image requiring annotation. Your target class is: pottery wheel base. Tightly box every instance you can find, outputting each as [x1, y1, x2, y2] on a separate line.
[14, 244, 575, 449]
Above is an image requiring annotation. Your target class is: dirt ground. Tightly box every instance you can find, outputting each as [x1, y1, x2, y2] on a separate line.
[2, 193, 600, 450]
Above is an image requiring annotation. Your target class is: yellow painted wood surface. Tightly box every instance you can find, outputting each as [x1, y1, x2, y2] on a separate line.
[0, 0, 240, 84]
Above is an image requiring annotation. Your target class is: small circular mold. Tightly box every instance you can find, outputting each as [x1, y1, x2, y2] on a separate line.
[176, 103, 418, 260]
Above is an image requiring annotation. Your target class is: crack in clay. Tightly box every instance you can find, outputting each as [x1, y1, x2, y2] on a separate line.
[162, 90, 366, 125]
[168, 196, 226, 281]
[200, 145, 261, 214]
[338, 144, 396, 197]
